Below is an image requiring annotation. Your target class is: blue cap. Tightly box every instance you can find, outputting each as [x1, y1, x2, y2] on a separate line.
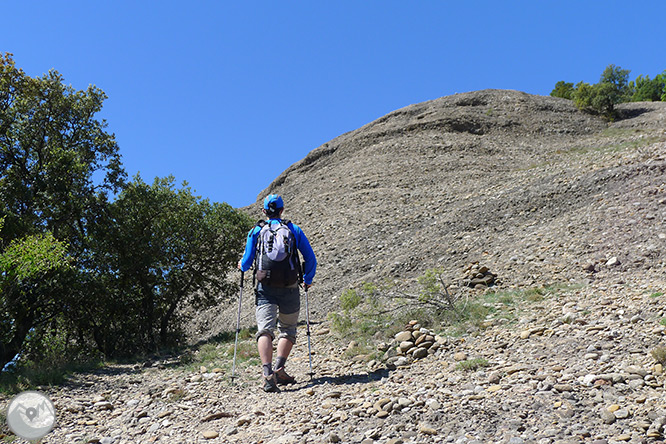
[263, 194, 284, 210]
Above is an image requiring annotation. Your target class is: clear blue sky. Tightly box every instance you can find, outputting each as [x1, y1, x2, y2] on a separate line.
[3, 1, 665, 208]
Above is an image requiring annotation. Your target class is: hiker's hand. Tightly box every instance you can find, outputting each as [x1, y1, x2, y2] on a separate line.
[304, 283, 313, 291]
[237, 260, 242, 270]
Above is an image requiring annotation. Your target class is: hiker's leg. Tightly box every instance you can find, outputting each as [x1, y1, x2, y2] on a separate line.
[256, 302, 278, 375]
[276, 337, 293, 360]
[275, 310, 298, 365]
[258, 334, 274, 368]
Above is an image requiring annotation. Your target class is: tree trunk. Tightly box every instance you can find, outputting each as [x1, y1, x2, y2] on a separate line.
[0, 316, 33, 371]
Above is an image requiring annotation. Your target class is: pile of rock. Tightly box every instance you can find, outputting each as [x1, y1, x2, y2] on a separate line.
[385, 320, 447, 369]
[582, 255, 622, 273]
[462, 262, 497, 289]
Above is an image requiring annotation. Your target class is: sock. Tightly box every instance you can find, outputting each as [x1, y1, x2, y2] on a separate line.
[275, 356, 287, 371]
[262, 363, 273, 377]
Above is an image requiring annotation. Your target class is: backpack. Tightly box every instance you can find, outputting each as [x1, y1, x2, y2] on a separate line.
[254, 220, 302, 287]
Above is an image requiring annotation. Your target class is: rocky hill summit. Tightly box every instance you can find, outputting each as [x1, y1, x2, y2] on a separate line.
[211, 88, 666, 323]
[3, 89, 666, 444]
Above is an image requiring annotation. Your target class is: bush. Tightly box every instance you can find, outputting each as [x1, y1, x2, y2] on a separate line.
[631, 74, 666, 102]
[573, 78, 626, 120]
[339, 289, 363, 312]
[551, 81, 575, 99]
[456, 357, 490, 371]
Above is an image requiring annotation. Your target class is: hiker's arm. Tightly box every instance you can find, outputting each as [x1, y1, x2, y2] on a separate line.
[295, 228, 317, 285]
[239, 226, 260, 272]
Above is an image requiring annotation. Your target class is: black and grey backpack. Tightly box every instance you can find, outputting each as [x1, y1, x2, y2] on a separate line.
[254, 220, 302, 287]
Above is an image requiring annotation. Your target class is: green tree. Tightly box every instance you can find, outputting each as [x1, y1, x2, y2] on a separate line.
[0, 53, 125, 247]
[1, 53, 124, 369]
[86, 176, 253, 355]
[572, 65, 632, 119]
[572, 81, 596, 112]
[0, 226, 74, 370]
[599, 64, 631, 99]
[550, 81, 575, 99]
[596, 64, 631, 118]
[631, 73, 666, 102]
[1, 53, 252, 367]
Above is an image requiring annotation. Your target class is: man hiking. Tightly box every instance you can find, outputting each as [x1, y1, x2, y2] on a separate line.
[238, 194, 317, 392]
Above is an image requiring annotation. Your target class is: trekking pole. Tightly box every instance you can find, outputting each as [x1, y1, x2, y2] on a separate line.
[304, 284, 315, 381]
[231, 271, 244, 384]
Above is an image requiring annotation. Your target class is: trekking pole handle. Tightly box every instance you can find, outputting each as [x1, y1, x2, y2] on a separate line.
[239, 270, 244, 288]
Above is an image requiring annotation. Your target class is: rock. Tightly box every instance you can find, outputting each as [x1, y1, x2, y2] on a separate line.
[614, 408, 630, 419]
[202, 412, 233, 422]
[426, 399, 441, 410]
[399, 341, 415, 353]
[418, 423, 438, 435]
[395, 331, 413, 342]
[156, 409, 173, 419]
[94, 401, 113, 411]
[583, 263, 597, 273]
[237, 415, 252, 426]
[488, 372, 501, 384]
[202, 430, 219, 439]
[606, 257, 620, 266]
[412, 347, 428, 359]
[625, 365, 647, 377]
[601, 409, 616, 424]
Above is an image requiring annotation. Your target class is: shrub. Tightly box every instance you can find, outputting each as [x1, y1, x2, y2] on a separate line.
[631, 74, 666, 102]
[567, 64, 633, 120]
[551, 81, 575, 99]
[456, 357, 490, 371]
[340, 289, 363, 312]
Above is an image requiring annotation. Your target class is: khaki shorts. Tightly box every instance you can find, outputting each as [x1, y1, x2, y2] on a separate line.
[255, 283, 300, 344]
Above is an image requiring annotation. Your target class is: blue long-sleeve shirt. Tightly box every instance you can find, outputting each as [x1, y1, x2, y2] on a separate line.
[240, 218, 317, 285]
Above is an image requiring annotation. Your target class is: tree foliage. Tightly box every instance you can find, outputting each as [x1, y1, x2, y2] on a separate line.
[550, 81, 575, 99]
[631, 73, 666, 102]
[0, 53, 125, 246]
[0, 226, 74, 369]
[86, 176, 252, 355]
[551, 64, 666, 120]
[1, 54, 252, 370]
[572, 65, 631, 119]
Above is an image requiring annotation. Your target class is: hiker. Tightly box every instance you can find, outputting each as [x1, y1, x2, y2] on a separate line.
[238, 194, 317, 392]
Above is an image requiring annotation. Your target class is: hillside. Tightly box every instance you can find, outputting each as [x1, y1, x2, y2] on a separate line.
[4, 90, 666, 444]
[197, 89, 666, 329]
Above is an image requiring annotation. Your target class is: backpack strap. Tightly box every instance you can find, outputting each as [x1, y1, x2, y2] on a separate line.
[253, 220, 267, 289]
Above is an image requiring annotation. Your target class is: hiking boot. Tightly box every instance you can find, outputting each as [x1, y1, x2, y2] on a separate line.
[274, 367, 296, 385]
[262, 373, 280, 393]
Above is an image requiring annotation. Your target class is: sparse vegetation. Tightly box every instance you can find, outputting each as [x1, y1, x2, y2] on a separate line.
[329, 268, 578, 354]
[179, 327, 258, 373]
[0, 355, 105, 395]
[456, 357, 490, 371]
[551, 64, 666, 120]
